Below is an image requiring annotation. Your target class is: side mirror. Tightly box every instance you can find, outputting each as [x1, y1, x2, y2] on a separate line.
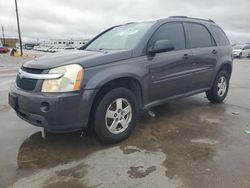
[148, 40, 174, 55]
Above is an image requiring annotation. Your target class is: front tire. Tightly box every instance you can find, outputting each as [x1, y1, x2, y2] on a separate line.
[206, 70, 230, 103]
[93, 87, 138, 144]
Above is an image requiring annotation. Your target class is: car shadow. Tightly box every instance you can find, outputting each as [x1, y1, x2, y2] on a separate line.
[17, 96, 227, 171]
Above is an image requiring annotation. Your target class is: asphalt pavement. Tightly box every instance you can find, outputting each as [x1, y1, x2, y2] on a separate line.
[0, 52, 250, 188]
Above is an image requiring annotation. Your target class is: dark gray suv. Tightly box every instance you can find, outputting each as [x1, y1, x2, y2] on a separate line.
[9, 16, 233, 144]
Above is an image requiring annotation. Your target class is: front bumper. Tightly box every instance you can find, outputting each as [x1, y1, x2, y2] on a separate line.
[233, 51, 241, 57]
[9, 84, 95, 133]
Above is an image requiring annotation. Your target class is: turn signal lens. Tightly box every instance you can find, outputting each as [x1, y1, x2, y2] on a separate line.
[73, 69, 84, 91]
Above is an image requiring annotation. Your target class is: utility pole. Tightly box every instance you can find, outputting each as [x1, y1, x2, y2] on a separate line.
[2, 26, 5, 45]
[15, 0, 23, 56]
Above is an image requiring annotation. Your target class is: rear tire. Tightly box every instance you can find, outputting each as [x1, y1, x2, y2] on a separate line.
[206, 70, 230, 103]
[93, 87, 138, 144]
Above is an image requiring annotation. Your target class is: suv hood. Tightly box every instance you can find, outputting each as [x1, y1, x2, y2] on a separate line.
[23, 49, 133, 70]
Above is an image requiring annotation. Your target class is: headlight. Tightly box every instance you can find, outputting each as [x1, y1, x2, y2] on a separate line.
[41, 64, 84, 92]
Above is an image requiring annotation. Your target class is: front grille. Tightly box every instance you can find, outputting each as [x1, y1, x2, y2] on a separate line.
[16, 67, 44, 91]
[22, 67, 43, 74]
[16, 76, 37, 91]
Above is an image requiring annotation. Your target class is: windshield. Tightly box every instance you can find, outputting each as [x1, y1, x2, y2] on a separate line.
[233, 45, 244, 50]
[86, 22, 153, 51]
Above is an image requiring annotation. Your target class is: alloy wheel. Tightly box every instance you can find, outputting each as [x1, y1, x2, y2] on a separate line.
[105, 98, 132, 134]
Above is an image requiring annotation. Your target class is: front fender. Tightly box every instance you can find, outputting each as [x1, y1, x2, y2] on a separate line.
[83, 57, 148, 88]
[82, 58, 149, 106]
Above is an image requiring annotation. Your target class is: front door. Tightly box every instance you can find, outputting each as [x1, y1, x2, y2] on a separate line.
[148, 22, 193, 102]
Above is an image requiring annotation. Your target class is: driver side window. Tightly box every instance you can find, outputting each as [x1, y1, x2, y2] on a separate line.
[148, 22, 186, 51]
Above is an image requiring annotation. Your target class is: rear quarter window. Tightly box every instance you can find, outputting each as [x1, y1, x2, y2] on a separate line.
[210, 25, 230, 46]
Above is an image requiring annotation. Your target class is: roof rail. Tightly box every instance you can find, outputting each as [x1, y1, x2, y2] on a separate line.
[125, 22, 136, 25]
[169, 16, 188, 19]
[168, 16, 215, 23]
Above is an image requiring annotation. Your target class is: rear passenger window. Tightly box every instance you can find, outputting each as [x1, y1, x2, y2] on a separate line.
[148, 22, 185, 51]
[187, 23, 214, 48]
[210, 25, 230, 46]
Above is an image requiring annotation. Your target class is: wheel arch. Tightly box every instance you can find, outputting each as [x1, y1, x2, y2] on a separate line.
[87, 76, 145, 129]
[218, 62, 232, 78]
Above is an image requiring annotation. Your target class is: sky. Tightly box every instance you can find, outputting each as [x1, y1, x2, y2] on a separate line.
[0, 0, 249, 43]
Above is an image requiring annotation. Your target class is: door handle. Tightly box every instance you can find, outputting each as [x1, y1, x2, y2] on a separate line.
[212, 49, 217, 54]
[183, 54, 189, 59]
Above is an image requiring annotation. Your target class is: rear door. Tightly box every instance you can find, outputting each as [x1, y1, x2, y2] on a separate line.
[185, 22, 218, 91]
[148, 22, 193, 102]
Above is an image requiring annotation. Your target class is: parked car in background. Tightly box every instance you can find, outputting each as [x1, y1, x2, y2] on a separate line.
[233, 45, 250, 58]
[0, 46, 9, 53]
[64, 46, 75, 50]
[24, 46, 33, 50]
[33, 45, 76, 53]
[52, 46, 75, 53]
[9, 16, 233, 144]
[48, 47, 58, 53]
[33, 46, 39, 51]
[23, 43, 39, 50]
[41, 46, 52, 52]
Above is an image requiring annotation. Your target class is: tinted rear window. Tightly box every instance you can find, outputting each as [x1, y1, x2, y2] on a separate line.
[210, 25, 230, 46]
[187, 23, 214, 48]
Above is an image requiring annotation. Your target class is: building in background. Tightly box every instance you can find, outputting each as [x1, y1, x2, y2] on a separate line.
[49, 39, 88, 48]
[0, 38, 18, 48]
